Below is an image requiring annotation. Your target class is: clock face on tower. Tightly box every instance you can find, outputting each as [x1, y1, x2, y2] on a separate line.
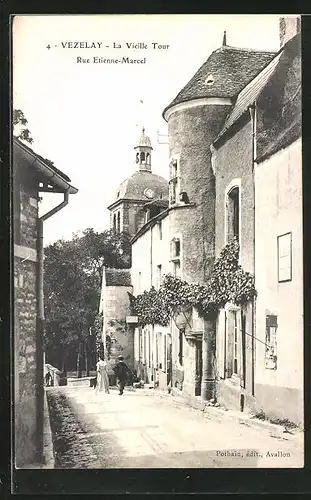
[144, 188, 155, 199]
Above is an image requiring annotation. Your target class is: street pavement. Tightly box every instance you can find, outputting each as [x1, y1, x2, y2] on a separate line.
[47, 386, 304, 469]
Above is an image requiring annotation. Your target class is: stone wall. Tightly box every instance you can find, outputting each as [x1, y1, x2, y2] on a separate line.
[214, 118, 254, 273]
[103, 285, 134, 373]
[14, 175, 41, 467]
[168, 104, 231, 284]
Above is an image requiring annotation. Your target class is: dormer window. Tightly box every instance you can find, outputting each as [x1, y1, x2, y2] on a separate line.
[205, 74, 214, 86]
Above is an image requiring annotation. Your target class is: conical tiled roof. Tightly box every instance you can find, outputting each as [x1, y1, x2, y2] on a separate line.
[163, 45, 276, 118]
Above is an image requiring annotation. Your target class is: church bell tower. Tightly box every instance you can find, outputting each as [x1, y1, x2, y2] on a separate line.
[134, 127, 153, 172]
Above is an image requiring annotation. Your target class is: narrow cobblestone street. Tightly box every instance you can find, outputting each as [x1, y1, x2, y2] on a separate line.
[46, 386, 303, 469]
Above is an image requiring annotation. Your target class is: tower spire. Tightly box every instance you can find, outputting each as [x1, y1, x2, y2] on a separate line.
[134, 127, 153, 172]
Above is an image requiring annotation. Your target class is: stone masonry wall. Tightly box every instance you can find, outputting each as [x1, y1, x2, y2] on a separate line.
[14, 174, 40, 466]
[168, 104, 231, 284]
[103, 285, 134, 374]
[14, 258, 38, 466]
[214, 119, 254, 273]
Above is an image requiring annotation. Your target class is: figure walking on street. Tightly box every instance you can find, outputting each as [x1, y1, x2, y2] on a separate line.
[45, 369, 53, 387]
[96, 355, 110, 394]
[113, 355, 130, 395]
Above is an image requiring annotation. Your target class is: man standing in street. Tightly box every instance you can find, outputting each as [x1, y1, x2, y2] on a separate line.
[113, 355, 130, 395]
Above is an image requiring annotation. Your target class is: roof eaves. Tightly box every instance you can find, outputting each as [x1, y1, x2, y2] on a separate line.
[131, 208, 168, 244]
[213, 48, 284, 146]
[14, 137, 78, 195]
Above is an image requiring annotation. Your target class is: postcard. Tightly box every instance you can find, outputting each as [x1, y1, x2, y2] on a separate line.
[12, 14, 303, 474]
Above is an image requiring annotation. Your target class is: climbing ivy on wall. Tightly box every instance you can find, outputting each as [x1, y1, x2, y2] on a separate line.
[129, 238, 257, 327]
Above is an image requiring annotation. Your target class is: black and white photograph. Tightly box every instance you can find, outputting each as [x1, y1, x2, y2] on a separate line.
[12, 14, 303, 470]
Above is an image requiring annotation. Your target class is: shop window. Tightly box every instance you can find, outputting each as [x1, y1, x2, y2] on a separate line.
[265, 315, 278, 370]
[277, 232, 292, 282]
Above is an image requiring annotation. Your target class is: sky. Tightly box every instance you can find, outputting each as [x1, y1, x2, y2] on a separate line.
[13, 14, 283, 245]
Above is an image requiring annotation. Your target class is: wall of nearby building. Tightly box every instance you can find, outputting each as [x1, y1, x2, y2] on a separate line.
[102, 283, 134, 373]
[131, 214, 171, 386]
[254, 139, 303, 425]
[167, 103, 232, 398]
[214, 118, 254, 272]
[13, 169, 41, 467]
[213, 117, 255, 411]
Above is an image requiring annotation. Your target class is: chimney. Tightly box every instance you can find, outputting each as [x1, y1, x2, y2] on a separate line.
[279, 16, 301, 48]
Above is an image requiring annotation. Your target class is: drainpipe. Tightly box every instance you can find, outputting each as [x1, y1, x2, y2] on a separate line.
[249, 104, 257, 397]
[36, 190, 69, 460]
[201, 145, 217, 402]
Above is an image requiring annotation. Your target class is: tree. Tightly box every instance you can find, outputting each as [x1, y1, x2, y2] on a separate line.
[13, 109, 33, 144]
[43, 228, 132, 376]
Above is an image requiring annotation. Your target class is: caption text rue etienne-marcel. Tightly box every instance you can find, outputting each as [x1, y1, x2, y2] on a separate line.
[46, 41, 170, 64]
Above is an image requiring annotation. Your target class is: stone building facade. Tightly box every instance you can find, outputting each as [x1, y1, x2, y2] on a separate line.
[131, 207, 171, 389]
[162, 36, 276, 401]
[210, 20, 301, 421]
[13, 137, 77, 467]
[254, 32, 302, 425]
[99, 268, 133, 374]
[101, 130, 169, 372]
[100, 17, 302, 425]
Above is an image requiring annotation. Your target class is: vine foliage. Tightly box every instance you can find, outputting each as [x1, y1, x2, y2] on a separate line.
[129, 238, 257, 327]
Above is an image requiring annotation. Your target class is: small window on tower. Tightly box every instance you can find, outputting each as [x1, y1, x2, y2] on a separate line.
[169, 158, 180, 205]
[140, 152, 145, 162]
[205, 74, 214, 86]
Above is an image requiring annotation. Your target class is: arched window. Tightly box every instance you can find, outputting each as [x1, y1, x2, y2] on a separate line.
[140, 152, 145, 163]
[146, 152, 150, 164]
[117, 212, 121, 233]
[113, 213, 117, 232]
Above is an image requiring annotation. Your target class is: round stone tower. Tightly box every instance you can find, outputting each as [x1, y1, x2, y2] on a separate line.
[163, 37, 277, 400]
[163, 39, 276, 284]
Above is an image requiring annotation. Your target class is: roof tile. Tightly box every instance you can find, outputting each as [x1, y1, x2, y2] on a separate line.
[164, 46, 276, 116]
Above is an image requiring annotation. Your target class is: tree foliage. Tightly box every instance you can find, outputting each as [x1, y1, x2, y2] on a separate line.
[43, 228, 132, 371]
[129, 238, 257, 326]
[13, 109, 33, 144]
